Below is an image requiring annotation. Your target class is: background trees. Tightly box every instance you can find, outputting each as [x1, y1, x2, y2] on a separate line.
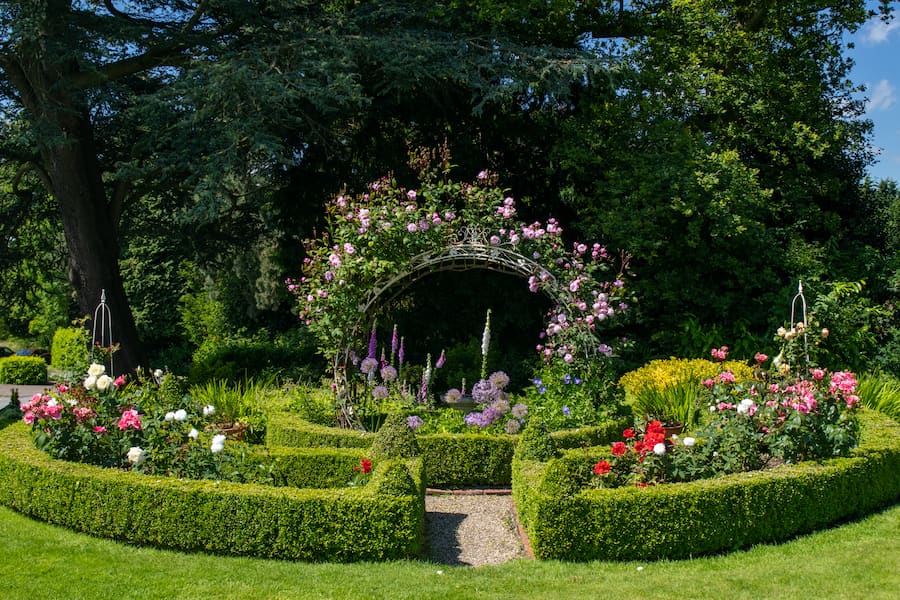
[1, 1, 897, 377]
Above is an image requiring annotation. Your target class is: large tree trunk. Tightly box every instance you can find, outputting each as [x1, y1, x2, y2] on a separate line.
[4, 24, 148, 374]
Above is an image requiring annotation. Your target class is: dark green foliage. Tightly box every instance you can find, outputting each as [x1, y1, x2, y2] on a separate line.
[0, 356, 47, 385]
[189, 337, 323, 386]
[515, 419, 558, 462]
[267, 412, 374, 449]
[0, 423, 424, 561]
[370, 413, 419, 459]
[513, 410, 900, 561]
[50, 327, 89, 375]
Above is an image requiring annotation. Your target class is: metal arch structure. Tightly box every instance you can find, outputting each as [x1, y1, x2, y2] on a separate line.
[358, 242, 565, 317]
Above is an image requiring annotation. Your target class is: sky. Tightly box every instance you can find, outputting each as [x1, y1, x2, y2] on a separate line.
[846, 6, 900, 183]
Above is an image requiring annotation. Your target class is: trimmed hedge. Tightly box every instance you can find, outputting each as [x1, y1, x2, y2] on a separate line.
[50, 327, 89, 374]
[266, 446, 374, 489]
[268, 412, 628, 488]
[0, 356, 47, 385]
[512, 409, 900, 561]
[0, 422, 424, 561]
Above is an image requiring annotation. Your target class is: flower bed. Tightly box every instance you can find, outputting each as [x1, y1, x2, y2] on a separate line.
[0, 421, 425, 561]
[512, 409, 900, 561]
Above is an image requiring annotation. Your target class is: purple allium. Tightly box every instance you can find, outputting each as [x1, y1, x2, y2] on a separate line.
[511, 403, 528, 419]
[380, 365, 398, 382]
[443, 388, 462, 403]
[406, 415, 424, 430]
[504, 419, 521, 434]
[372, 385, 389, 400]
[471, 380, 494, 404]
[488, 371, 510, 390]
[490, 399, 510, 415]
[360, 357, 378, 375]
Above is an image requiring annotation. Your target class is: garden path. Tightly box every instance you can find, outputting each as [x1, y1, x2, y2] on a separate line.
[425, 490, 530, 566]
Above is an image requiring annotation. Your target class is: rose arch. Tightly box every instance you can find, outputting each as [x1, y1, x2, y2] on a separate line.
[290, 169, 630, 428]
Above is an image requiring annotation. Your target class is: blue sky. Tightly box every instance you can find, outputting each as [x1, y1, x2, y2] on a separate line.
[847, 7, 900, 183]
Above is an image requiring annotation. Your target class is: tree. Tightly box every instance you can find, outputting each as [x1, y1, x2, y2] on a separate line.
[0, 1, 634, 372]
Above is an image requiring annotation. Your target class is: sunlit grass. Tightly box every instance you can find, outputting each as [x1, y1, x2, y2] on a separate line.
[0, 502, 897, 600]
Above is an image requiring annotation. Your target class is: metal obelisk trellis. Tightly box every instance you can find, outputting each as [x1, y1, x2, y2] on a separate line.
[789, 280, 810, 368]
[92, 289, 114, 375]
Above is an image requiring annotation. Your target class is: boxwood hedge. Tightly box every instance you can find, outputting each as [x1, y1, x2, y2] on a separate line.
[268, 411, 628, 488]
[512, 409, 900, 561]
[0, 422, 424, 561]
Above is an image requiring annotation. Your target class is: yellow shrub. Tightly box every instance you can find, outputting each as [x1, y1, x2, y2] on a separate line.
[618, 358, 754, 400]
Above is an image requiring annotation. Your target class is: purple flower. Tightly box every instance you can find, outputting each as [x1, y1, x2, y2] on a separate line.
[380, 365, 398, 382]
[562, 406, 571, 416]
[368, 323, 378, 359]
[436, 350, 446, 369]
[360, 357, 378, 375]
[406, 415, 424, 430]
[488, 371, 510, 390]
[511, 403, 528, 419]
[391, 325, 399, 359]
[471, 380, 494, 404]
[443, 388, 462, 403]
[372, 385, 389, 400]
[504, 420, 521, 434]
[398, 338, 405, 366]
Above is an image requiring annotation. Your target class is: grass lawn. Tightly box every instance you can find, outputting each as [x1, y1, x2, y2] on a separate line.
[0, 501, 897, 600]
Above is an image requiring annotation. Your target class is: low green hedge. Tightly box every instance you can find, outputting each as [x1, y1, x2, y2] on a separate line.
[0, 422, 424, 561]
[513, 409, 900, 561]
[267, 411, 629, 488]
[0, 356, 47, 385]
[266, 446, 373, 489]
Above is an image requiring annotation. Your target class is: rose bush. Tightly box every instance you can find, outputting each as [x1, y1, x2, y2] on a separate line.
[20, 364, 270, 483]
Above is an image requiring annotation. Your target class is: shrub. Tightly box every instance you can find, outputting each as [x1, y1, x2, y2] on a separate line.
[618, 357, 753, 399]
[370, 412, 419, 459]
[50, 327, 89, 376]
[0, 356, 47, 385]
[515, 419, 558, 462]
[189, 336, 323, 386]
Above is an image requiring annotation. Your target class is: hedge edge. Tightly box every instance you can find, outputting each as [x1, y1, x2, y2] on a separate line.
[0, 422, 425, 562]
[268, 411, 628, 488]
[513, 409, 900, 561]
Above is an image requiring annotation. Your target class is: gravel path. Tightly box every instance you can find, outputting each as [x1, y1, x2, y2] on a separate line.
[425, 493, 528, 567]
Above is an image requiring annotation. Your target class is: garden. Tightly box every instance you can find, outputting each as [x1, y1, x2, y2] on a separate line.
[1, 168, 898, 580]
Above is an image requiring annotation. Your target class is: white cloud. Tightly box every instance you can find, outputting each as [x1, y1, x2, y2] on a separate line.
[862, 18, 900, 44]
[867, 79, 897, 111]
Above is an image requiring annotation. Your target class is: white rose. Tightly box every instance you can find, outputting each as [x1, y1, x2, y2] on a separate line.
[202, 405, 215, 417]
[87, 363, 106, 378]
[210, 433, 226, 454]
[153, 369, 163, 379]
[83, 375, 97, 391]
[188, 428, 199, 440]
[653, 443, 666, 456]
[174, 409, 188, 422]
[212, 434, 226, 445]
[683, 437, 696, 447]
[96, 374, 113, 392]
[126, 446, 145, 464]
[164, 411, 175, 421]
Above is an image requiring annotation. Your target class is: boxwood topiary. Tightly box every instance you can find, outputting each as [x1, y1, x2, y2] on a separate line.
[515, 419, 558, 461]
[50, 327, 89, 375]
[370, 412, 419, 459]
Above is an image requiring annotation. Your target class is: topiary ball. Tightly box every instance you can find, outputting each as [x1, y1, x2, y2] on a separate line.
[371, 412, 420, 459]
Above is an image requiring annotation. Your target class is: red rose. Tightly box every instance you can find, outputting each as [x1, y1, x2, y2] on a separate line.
[611, 441, 627, 456]
[593, 460, 611, 475]
[623, 428, 635, 438]
[360, 458, 373, 474]
[646, 420, 664, 435]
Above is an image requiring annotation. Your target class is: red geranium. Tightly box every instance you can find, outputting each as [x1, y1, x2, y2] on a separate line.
[611, 441, 627, 456]
[622, 428, 635, 438]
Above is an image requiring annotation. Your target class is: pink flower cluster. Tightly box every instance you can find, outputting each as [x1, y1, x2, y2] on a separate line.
[117, 409, 142, 431]
[20, 393, 62, 424]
